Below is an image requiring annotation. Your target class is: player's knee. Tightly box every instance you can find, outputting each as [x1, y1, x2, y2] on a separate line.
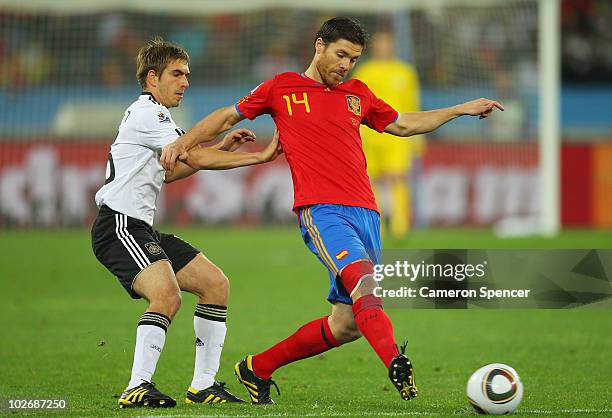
[149, 287, 182, 318]
[169, 291, 182, 313]
[212, 268, 230, 294]
[334, 319, 362, 344]
[351, 276, 377, 300]
[339, 260, 375, 296]
[203, 267, 229, 299]
[163, 290, 182, 317]
[340, 322, 362, 343]
[329, 308, 362, 344]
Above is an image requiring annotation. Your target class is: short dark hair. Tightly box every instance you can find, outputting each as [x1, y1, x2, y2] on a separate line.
[314, 17, 368, 47]
[136, 37, 190, 89]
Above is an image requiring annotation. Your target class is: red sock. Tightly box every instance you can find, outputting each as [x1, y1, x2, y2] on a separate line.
[352, 294, 399, 367]
[252, 316, 339, 379]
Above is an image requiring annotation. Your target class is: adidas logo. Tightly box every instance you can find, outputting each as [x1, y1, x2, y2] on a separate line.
[195, 337, 205, 347]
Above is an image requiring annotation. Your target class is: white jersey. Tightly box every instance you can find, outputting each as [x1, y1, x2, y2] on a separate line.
[95, 93, 185, 226]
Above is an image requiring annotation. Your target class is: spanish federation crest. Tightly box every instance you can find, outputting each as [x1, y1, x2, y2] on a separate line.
[346, 95, 361, 116]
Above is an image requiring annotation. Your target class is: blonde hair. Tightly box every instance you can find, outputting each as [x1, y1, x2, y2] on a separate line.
[136, 37, 190, 89]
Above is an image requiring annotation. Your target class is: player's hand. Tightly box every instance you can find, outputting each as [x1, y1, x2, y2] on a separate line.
[458, 98, 504, 119]
[161, 140, 188, 171]
[219, 128, 256, 152]
[258, 128, 283, 163]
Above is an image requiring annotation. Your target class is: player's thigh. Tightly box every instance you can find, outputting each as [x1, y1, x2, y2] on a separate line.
[357, 208, 382, 265]
[132, 260, 181, 303]
[299, 205, 370, 276]
[174, 253, 229, 300]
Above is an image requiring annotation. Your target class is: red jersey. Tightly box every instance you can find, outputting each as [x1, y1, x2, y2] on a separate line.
[236, 72, 399, 212]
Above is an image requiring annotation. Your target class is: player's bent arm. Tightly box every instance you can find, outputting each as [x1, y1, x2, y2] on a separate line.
[164, 161, 197, 183]
[184, 105, 243, 149]
[184, 131, 281, 170]
[384, 98, 504, 137]
[161, 106, 244, 170]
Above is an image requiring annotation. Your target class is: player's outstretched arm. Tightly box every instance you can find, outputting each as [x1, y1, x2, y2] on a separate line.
[163, 161, 198, 183]
[184, 128, 282, 171]
[161, 105, 244, 171]
[384, 98, 504, 137]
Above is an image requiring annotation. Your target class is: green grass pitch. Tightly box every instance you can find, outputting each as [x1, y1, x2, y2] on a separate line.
[1, 227, 611, 417]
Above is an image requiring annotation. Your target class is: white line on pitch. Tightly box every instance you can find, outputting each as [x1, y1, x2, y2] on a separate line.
[122, 408, 612, 418]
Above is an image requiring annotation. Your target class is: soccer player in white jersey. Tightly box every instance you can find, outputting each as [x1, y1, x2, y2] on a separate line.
[91, 38, 282, 409]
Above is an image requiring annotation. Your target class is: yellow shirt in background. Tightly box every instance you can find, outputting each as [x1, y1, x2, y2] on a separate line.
[353, 59, 423, 177]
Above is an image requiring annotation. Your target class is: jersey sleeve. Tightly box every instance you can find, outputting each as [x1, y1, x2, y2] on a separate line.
[362, 87, 400, 133]
[135, 108, 181, 151]
[235, 78, 275, 120]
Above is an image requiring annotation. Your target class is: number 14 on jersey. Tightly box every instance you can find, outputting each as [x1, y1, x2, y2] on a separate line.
[282, 93, 310, 116]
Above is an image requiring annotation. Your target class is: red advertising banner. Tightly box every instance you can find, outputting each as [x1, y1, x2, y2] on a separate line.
[0, 140, 604, 228]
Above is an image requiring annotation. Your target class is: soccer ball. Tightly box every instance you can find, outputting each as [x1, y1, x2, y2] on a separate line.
[466, 363, 523, 415]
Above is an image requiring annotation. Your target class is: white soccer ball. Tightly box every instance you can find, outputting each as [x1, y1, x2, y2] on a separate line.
[466, 363, 523, 415]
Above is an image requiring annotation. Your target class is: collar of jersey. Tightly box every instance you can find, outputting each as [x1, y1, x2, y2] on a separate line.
[140, 91, 161, 105]
[299, 72, 343, 89]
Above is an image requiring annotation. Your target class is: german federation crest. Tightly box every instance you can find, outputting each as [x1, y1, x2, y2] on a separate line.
[145, 242, 163, 255]
[346, 95, 361, 116]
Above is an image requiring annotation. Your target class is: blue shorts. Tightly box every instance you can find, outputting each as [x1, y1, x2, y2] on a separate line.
[298, 204, 381, 305]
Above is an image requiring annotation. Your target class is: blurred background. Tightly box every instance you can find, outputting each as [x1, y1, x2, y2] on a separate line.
[0, 0, 610, 234]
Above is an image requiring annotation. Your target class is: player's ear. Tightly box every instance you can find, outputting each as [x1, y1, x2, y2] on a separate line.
[146, 69, 158, 88]
[314, 38, 325, 54]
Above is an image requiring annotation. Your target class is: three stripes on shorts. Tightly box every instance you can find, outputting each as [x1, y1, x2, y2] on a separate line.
[115, 213, 151, 270]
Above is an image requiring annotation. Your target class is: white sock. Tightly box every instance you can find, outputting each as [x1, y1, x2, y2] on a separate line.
[127, 312, 170, 390]
[190, 304, 227, 390]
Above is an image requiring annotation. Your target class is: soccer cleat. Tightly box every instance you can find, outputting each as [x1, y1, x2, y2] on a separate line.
[118, 381, 176, 408]
[234, 355, 280, 404]
[185, 381, 245, 404]
[388, 341, 418, 400]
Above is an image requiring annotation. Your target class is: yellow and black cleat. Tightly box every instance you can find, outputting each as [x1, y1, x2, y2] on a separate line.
[389, 341, 418, 400]
[234, 355, 280, 404]
[185, 381, 244, 404]
[118, 381, 176, 408]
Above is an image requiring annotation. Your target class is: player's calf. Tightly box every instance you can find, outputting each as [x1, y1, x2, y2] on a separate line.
[341, 259, 418, 399]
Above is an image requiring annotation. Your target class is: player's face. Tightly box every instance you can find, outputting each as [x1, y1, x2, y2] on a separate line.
[315, 38, 363, 87]
[156, 59, 190, 108]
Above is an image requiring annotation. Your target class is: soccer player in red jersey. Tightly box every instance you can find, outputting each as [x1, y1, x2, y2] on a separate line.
[161, 17, 503, 403]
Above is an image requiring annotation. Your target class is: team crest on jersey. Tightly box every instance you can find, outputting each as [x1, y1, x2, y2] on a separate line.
[237, 96, 249, 106]
[157, 111, 171, 123]
[346, 95, 361, 116]
[145, 242, 163, 255]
